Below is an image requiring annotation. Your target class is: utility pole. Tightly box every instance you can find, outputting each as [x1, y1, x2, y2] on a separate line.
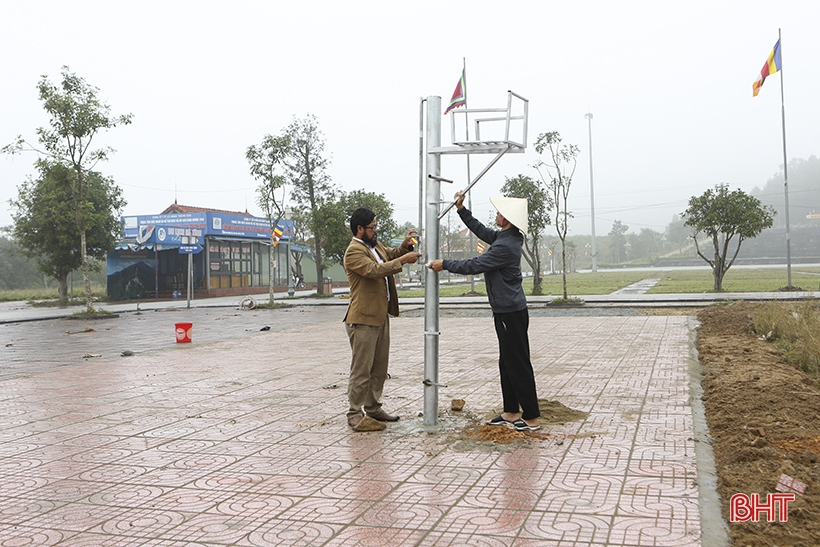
[585, 113, 597, 272]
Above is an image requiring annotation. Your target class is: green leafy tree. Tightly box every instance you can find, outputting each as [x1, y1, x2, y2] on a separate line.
[683, 186, 775, 290]
[319, 189, 398, 266]
[534, 132, 579, 299]
[441, 207, 462, 261]
[665, 215, 689, 254]
[500, 174, 552, 295]
[608, 220, 629, 262]
[9, 160, 125, 302]
[2, 67, 132, 312]
[246, 134, 291, 302]
[629, 228, 665, 262]
[283, 115, 336, 293]
[0, 235, 45, 290]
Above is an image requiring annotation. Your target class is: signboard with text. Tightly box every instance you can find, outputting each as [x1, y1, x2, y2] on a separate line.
[121, 212, 294, 244]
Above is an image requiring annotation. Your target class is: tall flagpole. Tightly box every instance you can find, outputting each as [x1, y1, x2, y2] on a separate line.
[778, 28, 792, 287]
[463, 57, 477, 293]
[585, 113, 598, 272]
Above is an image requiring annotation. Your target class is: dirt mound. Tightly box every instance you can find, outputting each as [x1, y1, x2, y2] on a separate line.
[453, 399, 587, 451]
[696, 301, 820, 546]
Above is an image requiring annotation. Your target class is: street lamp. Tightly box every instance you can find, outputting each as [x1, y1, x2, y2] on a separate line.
[585, 113, 598, 272]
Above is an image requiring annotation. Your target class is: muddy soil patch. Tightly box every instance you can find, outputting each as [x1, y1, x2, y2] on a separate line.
[696, 301, 820, 546]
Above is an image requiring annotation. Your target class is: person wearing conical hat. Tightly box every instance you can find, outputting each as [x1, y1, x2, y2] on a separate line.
[429, 191, 541, 431]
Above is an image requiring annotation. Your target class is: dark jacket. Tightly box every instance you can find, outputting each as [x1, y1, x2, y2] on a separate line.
[442, 207, 526, 314]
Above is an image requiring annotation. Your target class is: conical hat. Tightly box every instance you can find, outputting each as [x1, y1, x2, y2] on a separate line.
[490, 196, 528, 235]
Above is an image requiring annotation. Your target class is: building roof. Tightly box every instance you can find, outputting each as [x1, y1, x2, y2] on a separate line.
[160, 203, 249, 216]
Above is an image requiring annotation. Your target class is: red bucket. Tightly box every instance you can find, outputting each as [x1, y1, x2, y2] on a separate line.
[175, 322, 193, 343]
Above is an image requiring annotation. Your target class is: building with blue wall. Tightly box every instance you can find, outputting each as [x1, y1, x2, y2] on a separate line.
[106, 204, 297, 300]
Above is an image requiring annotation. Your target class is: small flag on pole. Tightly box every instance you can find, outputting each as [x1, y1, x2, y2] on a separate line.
[444, 70, 466, 115]
[272, 225, 283, 247]
[753, 38, 782, 97]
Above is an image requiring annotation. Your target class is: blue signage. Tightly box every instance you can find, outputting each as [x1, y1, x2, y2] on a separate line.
[121, 212, 294, 244]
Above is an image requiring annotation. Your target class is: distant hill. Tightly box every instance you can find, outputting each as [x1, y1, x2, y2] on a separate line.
[753, 155, 820, 224]
[656, 225, 820, 267]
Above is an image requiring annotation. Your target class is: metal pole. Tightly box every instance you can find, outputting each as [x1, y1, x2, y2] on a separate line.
[777, 28, 792, 287]
[186, 230, 193, 309]
[585, 113, 598, 272]
[154, 247, 159, 299]
[418, 98, 425, 248]
[186, 252, 192, 308]
[423, 96, 442, 426]
[462, 58, 476, 293]
[287, 242, 294, 297]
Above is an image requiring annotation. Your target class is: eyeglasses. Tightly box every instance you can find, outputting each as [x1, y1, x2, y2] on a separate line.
[364, 224, 377, 232]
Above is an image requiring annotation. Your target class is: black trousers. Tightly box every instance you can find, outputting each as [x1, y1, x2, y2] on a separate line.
[493, 308, 540, 420]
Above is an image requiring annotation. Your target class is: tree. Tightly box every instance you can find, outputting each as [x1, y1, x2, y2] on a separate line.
[666, 215, 689, 254]
[608, 220, 629, 262]
[246, 134, 291, 302]
[283, 115, 336, 293]
[0, 235, 45, 290]
[2, 67, 132, 312]
[534, 132, 579, 299]
[500, 174, 552, 295]
[754, 155, 820, 221]
[10, 160, 125, 302]
[629, 228, 665, 262]
[683, 186, 775, 291]
[319, 189, 398, 266]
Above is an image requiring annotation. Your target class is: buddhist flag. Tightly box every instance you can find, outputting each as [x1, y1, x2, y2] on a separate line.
[272, 225, 283, 247]
[753, 39, 781, 97]
[444, 70, 466, 115]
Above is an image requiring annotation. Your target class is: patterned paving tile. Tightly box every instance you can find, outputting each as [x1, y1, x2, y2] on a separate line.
[240, 520, 341, 547]
[0, 309, 706, 546]
[419, 532, 515, 546]
[609, 515, 701, 546]
[324, 527, 427, 547]
[91, 506, 188, 537]
[24, 502, 121, 532]
[85, 484, 167, 508]
[0, 525, 72, 546]
[276, 496, 374, 524]
[434, 506, 531, 537]
[318, 478, 397, 501]
[520, 511, 613, 543]
[0, 497, 58, 526]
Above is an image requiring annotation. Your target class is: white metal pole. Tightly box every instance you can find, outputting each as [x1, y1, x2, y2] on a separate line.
[585, 113, 598, 272]
[418, 98, 426, 249]
[777, 28, 792, 287]
[423, 96, 442, 426]
[462, 58, 476, 293]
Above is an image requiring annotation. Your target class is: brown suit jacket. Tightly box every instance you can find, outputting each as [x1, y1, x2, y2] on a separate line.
[343, 238, 412, 326]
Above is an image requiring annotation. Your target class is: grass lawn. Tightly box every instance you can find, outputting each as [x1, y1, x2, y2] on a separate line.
[397, 266, 820, 298]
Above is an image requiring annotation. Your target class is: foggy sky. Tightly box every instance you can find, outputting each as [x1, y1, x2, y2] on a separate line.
[2, 1, 818, 240]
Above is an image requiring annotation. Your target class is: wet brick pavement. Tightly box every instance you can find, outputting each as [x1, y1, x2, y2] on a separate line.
[0, 303, 723, 546]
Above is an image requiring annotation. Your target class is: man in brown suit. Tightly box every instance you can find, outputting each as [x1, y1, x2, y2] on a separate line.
[343, 207, 421, 429]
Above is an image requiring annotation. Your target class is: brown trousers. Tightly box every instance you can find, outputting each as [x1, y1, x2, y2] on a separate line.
[345, 316, 390, 418]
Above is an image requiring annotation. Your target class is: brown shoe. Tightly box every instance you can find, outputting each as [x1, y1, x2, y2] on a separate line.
[347, 415, 363, 428]
[368, 409, 399, 422]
